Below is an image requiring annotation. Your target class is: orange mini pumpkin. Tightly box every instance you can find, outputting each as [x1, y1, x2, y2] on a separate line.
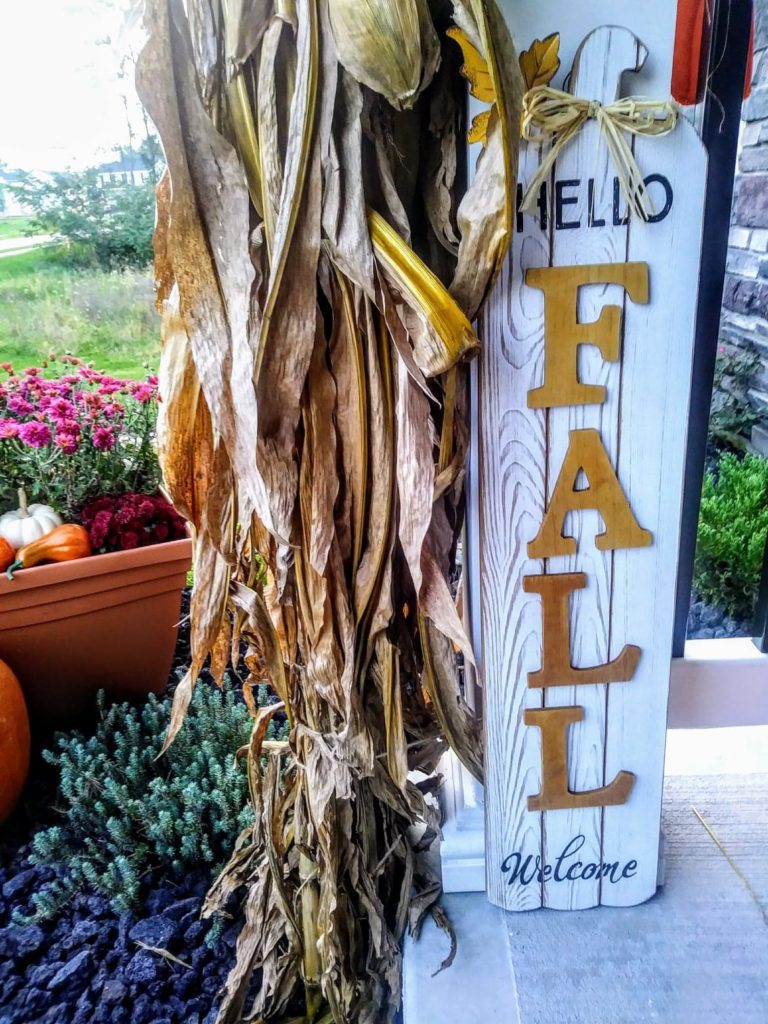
[0, 659, 31, 824]
[0, 538, 14, 574]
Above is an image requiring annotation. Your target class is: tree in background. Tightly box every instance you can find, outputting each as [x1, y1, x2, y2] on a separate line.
[7, 168, 154, 271]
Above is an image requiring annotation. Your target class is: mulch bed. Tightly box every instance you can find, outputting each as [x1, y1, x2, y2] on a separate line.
[687, 595, 752, 640]
[0, 592, 241, 1024]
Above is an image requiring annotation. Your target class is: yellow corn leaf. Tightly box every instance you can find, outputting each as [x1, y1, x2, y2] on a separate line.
[446, 25, 495, 103]
[368, 209, 479, 376]
[418, 611, 483, 784]
[519, 33, 561, 90]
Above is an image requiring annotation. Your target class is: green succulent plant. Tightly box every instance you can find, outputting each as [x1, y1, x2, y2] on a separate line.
[19, 681, 285, 922]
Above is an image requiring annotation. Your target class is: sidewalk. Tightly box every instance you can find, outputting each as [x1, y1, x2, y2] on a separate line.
[0, 235, 55, 259]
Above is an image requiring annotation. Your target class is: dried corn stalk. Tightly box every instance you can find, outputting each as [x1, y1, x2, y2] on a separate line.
[137, 0, 522, 1020]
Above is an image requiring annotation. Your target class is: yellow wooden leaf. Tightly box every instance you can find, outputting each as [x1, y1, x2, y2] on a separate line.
[519, 33, 561, 90]
[467, 109, 491, 146]
[446, 25, 495, 104]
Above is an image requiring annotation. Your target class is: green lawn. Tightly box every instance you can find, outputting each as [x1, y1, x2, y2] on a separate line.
[0, 216, 43, 240]
[0, 247, 160, 379]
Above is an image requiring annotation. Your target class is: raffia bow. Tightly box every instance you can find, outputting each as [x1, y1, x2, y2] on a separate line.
[520, 85, 679, 222]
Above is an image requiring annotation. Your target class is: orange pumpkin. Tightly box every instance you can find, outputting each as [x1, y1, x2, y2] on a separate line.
[0, 537, 14, 574]
[0, 659, 31, 824]
[7, 525, 92, 580]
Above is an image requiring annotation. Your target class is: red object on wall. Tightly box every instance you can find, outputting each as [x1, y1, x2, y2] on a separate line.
[672, 0, 706, 106]
[672, 0, 754, 106]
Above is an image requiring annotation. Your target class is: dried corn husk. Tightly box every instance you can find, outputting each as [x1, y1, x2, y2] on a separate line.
[328, 0, 437, 110]
[137, 0, 520, 1020]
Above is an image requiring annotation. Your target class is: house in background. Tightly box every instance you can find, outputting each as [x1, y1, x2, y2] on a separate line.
[94, 153, 150, 188]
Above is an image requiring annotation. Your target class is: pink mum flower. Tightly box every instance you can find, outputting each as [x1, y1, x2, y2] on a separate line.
[131, 383, 156, 404]
[101, 401, 125, 420]
[47, 397, 77, 422]
[54, 431, 79, 454]
[0, 418, 20, 439]
[6, 395, 34, 417]
[92, 426, 116, 451]
[18, 421, 52, 448]
[55, 418, 81, 438]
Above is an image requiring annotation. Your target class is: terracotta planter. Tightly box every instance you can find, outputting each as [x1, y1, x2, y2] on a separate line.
[0, 538, 193, 722]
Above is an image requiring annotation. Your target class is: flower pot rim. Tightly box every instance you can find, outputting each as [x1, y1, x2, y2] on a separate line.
[0, 536, 193, 595]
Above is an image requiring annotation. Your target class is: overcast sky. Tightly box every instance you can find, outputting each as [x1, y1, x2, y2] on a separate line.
[0, 0, 147, 172]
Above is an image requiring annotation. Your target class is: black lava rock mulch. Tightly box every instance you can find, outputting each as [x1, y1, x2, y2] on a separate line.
[687, 596, 752, 640]
[0, 854, 238, 1024]
[0, 750, 242, 1024]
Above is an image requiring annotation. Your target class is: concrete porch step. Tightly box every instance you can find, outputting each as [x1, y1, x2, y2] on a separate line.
[403, 771, 768, 1023]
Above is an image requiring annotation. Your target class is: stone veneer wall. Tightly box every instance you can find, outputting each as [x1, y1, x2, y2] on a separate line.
[720, 1, 768, 457]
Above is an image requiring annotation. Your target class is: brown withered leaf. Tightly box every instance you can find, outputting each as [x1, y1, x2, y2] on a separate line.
[137, 0, 272, 536]
[327, 270, 368, 576]
[223, 0, 272, 68]
[450, 0, 524, 319]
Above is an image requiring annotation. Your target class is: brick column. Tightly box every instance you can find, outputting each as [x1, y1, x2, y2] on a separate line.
[721, 0, 768, 455]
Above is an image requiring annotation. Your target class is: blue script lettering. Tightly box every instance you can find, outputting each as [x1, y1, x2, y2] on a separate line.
[501, 835, 638, 887]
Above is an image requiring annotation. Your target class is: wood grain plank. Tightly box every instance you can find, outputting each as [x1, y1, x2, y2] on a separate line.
[480, 141, 550, 910]
[539, 27, 646, 911]
[601, 115, 707, 906]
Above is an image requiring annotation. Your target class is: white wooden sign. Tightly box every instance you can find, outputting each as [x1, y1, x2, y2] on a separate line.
[476, 22, 707, 910]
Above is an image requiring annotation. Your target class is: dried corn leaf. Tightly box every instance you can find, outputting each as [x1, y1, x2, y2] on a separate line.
[421, 59, 461, 257]
[255, 0, 319, 386]
[137, 0, 272, 535]
[224, 0, 272, 68]
[257, 17, 287, 245]
[328, 271, 368, 576]
[369, 210, 479, 376]
[395, 357, 434, 600]
[138, 0, 523, 1019]
[450, 0, 524, 319]
[322, 69, 376, 294]
[328, 0, 435, 110]
[418, 612, 482, 783]
[378, 636, 408, 792]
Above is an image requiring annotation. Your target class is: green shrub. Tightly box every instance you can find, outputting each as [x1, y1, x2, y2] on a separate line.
[21, 682, 285, 921]
[8, 169, 154, 271]
[694, 453, 768, 621]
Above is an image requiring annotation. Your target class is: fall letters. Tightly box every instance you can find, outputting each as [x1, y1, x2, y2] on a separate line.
[522, 263, 651, 812]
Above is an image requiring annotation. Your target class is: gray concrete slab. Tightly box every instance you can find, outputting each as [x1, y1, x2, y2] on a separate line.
[403, 773, 768, 1023]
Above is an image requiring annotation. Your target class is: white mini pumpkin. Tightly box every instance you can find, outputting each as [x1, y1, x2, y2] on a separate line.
[0, 489, 62, 550]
